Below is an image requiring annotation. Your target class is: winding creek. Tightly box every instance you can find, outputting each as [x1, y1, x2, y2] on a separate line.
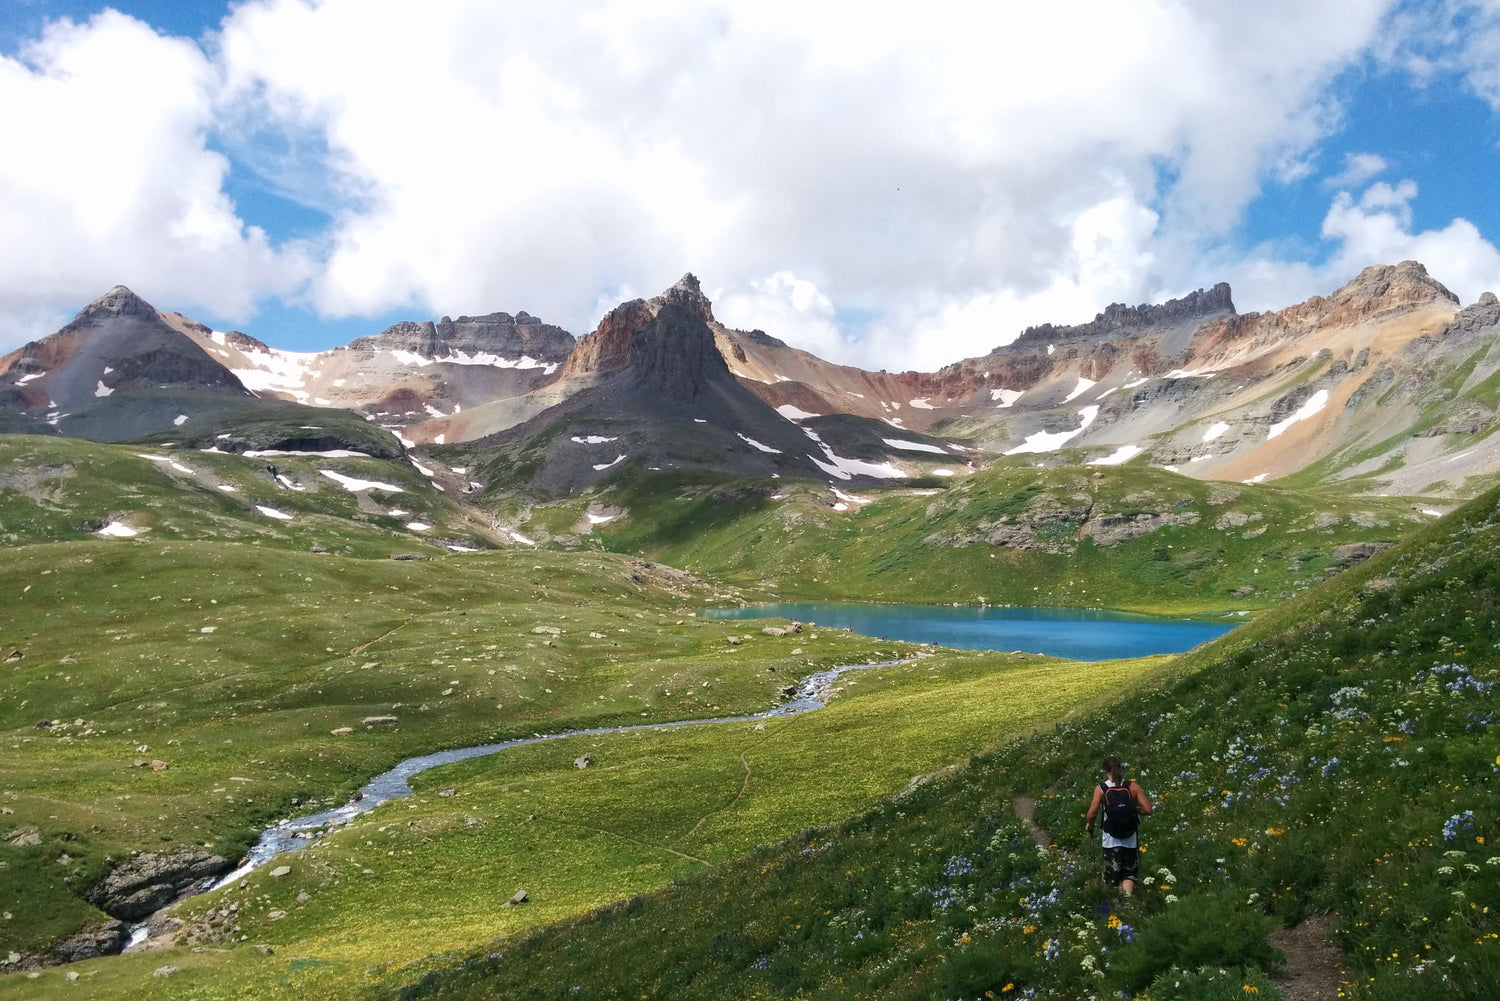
[126, 656, 916, 949]
[125, 604, 1239, 949]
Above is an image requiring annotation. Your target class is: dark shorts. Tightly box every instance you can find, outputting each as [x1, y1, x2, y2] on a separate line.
[1103, 846, 1140, 885]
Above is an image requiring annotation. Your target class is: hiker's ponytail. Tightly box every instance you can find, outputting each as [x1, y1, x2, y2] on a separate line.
[1102, 755, 1123, 785]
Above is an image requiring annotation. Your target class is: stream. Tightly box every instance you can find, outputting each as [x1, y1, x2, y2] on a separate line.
[125, 655, 915, 949]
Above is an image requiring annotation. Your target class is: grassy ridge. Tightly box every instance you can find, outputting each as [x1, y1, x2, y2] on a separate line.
[560, 461, 1429, 613]
[358, 488, 1500, 1001]
[0, 435, 485, 555]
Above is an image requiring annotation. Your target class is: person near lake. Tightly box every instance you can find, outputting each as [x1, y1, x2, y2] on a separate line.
[1084, 755, 1152, 894]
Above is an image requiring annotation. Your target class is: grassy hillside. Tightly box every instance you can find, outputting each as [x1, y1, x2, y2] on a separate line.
[498, 460, 1432, 613]
[0, 435, 485, 555]
[0, 529, 1176, 999]
[353, 486, 1500, 1001]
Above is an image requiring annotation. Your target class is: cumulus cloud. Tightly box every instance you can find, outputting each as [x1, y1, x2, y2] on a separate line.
[12, 0, 1494, 372]
[0, 10, 307, 347]
[204, 0, 1394, 364]
[1225, 177, 1500, 314]
[1325, 152, 1389, 190]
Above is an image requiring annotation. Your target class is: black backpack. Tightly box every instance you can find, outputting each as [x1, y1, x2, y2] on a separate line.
[1100, 781, 1138, 838]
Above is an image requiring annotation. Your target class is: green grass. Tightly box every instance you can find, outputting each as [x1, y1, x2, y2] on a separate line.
[337, 483, 1500, 1001]
[0, 530, 1176, 998]
[0, 435, 484, 555]
[571, 461, 1420, 614]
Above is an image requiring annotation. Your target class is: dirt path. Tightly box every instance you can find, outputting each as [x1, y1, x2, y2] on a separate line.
[349, 619, 411, 657]
[1012, 795, 1051, 848]
[1269, 914, 1349, 1001]
[669, 750, 753, 855]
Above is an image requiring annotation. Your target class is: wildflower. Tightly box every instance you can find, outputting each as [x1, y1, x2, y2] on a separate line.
[1244, 985, 1260, 995]
[1443, 811, 1476, 841]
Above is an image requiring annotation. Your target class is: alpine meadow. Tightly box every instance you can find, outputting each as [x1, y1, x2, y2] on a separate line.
[4, 3, 1500, 1000]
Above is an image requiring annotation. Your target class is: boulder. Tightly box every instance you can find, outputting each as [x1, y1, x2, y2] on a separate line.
[270, 866, 291, 877]
[362, 715, 398, 727]
[52, 919, 128, 962]
[531, 625, 561, 635]
[725, 636, 742, 646]
[330, 727, 353, 736]
[761, 627, 787, 637]
[84, 847, 232, 921]
[5, 826, 41, 848]
[500, 889, 528, 908]
[573, 754, 593, 769]
[152, 966, 180, 978]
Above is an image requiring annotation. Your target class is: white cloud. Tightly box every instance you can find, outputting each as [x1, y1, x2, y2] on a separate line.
[0, 11, 308, 347]
[1225, 177, 1500, 313]
[7, 0, 1468, 372]
[715, 271, 845, 360]
[203, 0, 1396, 364]
[1325, 152, 1389, 189]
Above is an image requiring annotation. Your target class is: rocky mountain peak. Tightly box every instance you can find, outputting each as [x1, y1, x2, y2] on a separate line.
[78, 285, 158, 321]
[1009, 282, 1235, 352]
[653, 272, 715, 323]
[560, 275, 718, 382]
[1330, 260, 1459, 315]
[348, 310, 574, 363]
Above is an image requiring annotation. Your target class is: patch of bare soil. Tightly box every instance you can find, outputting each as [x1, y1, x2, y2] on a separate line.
[1012, 795, 1051, 848]
[1269, 914, 1349, 1001]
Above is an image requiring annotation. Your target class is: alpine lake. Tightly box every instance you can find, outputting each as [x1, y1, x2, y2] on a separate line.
[700, 601, 1239, 660]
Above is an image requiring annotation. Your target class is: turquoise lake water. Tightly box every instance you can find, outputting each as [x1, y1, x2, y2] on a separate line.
[700, 602, 1238, 661]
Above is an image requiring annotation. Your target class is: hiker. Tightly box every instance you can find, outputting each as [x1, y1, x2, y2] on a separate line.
[1084, 754, 1152, 894]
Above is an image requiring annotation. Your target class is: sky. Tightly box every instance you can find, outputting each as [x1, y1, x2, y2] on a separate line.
[5, 1, 1500, 371]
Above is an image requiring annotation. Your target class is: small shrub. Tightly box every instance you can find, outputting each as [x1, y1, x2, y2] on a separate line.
[1112, 891, 1282, 991]
[1142, 964, 1284, 1001]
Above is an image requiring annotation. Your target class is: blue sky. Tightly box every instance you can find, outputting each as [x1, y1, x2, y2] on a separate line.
[4, 1, 1500, 368]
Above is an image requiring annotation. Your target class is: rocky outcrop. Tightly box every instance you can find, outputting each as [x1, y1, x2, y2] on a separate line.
[349, 311, 574, 364]
[1012, 282, 1235, 350]
[84, 847, 232, 921]
[52, 920, 129, 962]
[558, 274, 720, 389]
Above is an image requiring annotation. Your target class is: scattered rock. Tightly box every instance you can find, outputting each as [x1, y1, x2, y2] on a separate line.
[148, 760, 169, 771]
[295, 891, 310, 904]
[5, 826, 41, 848]
[84, 848, 232, 921]
[761, 626, 786, 636]
[253, 944, 275, 955]
[52, 919, 128, 962]
[1332, 541, 1393, 566]
[34, 718, 52, 728]
[725, 636, 742, 646]
[1231, 585, 1258, 598]
[330, 727, 353, 736]
[500, 889, 528, 908]
[573, 754, 593, 770]
[530, 625, 561, 635]
[270, 866, 291, 878]
[266, 910, 286, 921]
[362, 715, 398, 727]
[436, 787, 457, 797]
[152, 965, 180, 978]
[4, 650, 22, 663]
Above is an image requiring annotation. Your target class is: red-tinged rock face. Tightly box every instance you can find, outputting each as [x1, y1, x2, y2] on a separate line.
[559, 298, 657, 380]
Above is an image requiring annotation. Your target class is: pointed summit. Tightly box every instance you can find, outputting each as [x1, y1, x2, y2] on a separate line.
[561, 274, 718, 381]
[80, 285, 158, 320]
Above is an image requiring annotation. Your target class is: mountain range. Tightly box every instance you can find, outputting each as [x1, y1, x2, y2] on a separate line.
[3, 260, 1498, 500]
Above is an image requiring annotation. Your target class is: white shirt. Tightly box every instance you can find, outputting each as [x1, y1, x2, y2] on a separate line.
[1100, 780, 1138, 849]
